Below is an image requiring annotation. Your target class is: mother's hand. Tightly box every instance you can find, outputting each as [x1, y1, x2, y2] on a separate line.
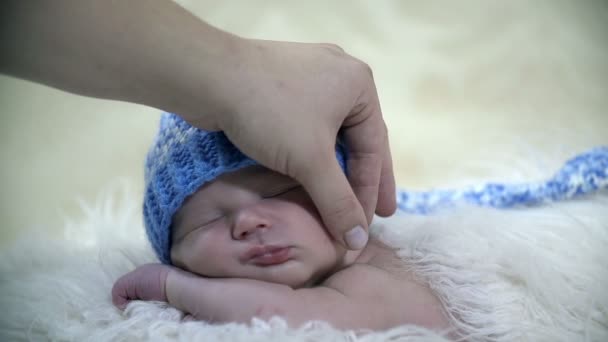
[186, 39, 396, 250]
[1, 1, 396, 250]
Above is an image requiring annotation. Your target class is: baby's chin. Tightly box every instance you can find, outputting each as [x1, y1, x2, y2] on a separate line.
[260, 251, 352, 288]
[253, 264, 328, 289]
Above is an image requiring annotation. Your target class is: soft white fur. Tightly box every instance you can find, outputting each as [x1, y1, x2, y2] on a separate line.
[1, 181, 606, 341]
[1, 1, 607, 341]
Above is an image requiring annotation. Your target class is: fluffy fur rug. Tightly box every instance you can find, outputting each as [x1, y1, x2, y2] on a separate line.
[1, 1, 607, 341]
[1, 181, 606, 341]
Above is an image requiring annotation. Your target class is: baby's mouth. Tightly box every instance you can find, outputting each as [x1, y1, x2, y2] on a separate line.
[242, 245, 292, 266]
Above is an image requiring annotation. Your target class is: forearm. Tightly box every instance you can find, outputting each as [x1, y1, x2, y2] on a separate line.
[165, 272, 403, 330]
[1, 0, 241, 127]
[166, 270, 311, 324]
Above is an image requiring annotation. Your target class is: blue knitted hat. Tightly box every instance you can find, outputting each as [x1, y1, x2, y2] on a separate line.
[144, 112, 348, 264]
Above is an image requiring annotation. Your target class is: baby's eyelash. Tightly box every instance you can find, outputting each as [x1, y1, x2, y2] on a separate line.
[178, 215, 224, 241]
[199, 215, 224, 228]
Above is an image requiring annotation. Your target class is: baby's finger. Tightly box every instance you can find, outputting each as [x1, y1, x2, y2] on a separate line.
[111, 277, 131, 310]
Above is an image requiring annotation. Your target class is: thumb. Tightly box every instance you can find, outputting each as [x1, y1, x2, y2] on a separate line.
[298, 156, 369, 250]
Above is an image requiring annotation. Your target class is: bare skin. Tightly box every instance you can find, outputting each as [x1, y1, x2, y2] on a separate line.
[113, 167, 448, 332]
[165, 239, 448, 331]
[1, 0, 396, 249]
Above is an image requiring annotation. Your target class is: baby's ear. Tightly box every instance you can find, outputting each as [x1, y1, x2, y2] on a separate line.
[169, 245, 182, 268]
[169, 221, 184, 245]
[168, 227, 180, 265]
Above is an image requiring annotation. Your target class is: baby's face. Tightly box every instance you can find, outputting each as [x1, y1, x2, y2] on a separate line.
[170, 166, 349, 288]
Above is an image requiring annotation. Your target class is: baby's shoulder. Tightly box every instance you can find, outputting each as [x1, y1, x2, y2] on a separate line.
[317, 243, 449, 331]
[320, 263, 391, 297]
[321, 263, 411, 299]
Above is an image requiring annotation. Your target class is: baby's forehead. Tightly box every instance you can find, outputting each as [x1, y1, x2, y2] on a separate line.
[171, 166, 299, 238]
[215, 166, 296, 189]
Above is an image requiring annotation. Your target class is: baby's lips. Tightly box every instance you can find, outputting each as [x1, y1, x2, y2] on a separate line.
[240, 245, 291, 265]
[250, 247, 292, 266]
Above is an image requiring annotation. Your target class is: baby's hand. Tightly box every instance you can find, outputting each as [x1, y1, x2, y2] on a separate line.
[111, 263, 173, 310]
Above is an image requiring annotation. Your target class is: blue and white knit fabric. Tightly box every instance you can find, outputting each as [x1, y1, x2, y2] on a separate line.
[144, 111, 607, 263]
[396, 146, 608, 214]
[144, 112, 348, 264]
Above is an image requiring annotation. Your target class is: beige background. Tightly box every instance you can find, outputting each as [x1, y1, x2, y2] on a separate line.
[1, 1, 607, 246]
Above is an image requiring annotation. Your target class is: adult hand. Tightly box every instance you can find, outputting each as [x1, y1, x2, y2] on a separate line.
[182, 39, 397, 250]
[1, 0, 396, 250]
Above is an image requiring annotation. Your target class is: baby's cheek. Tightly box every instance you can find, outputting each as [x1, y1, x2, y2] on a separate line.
[180, 230, 231, 275]
[291, 196, 325, 224]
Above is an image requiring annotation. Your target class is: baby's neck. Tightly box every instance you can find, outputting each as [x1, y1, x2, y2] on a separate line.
[307, 238, 391, 287]
[335, 238, 386, 270]
[351, 238, 387, 264]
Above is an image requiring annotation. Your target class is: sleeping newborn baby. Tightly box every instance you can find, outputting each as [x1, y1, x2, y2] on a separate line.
[112, 113, 449, 333]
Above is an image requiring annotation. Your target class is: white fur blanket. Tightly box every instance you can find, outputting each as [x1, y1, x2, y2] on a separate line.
[1, 2, 607, 339]
[1, 182, 606, 341]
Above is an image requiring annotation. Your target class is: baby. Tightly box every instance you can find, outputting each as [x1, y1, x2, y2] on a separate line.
[112, 113, 449, 332]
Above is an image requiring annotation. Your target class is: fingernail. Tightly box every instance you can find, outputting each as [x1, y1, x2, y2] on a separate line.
[345, 225, 368, 250]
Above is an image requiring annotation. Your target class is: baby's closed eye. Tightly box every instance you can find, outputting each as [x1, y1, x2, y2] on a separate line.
[198, 214, 225, 226]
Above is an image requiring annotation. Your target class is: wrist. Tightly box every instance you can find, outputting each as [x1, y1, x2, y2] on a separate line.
[165, 268, 182, 306]
[155, 28, 248, 130]
[165, 268, 205, 310]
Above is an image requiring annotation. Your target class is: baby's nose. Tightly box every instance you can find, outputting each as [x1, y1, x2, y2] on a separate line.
[231, 207, 271, 240]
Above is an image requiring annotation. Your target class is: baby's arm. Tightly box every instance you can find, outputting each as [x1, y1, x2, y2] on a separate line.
[112, 264, 361, 327]
[113, 263, 447, 331]
[166, 265, 400, 330]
